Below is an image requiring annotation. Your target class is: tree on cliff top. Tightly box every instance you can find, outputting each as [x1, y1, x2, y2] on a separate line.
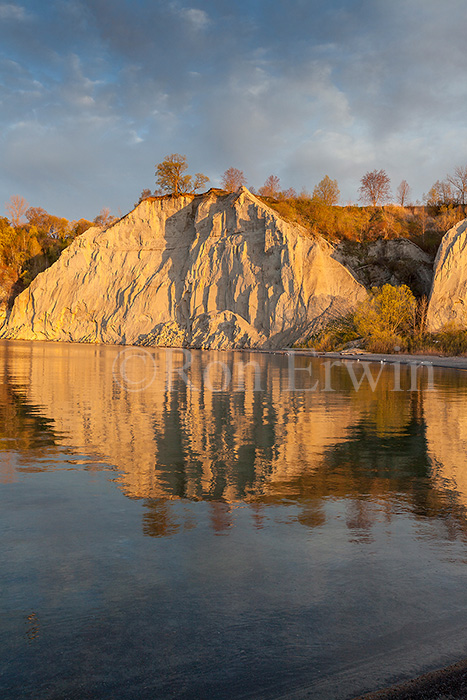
[426, 179, 454, 207]
[258, 174, 281, 199]
[359, 169, 391, 206]
[312, 175, 340, 206]
[221, 167, 247, 192]
[396, 180, 411, 207]
[446, 166, 467, 206]
[155, 154, 209, 195]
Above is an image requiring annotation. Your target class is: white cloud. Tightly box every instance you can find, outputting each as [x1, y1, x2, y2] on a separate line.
[129, 129, 144, 144]
[179, 7, 209, 31]
[0, 3, 28, 20]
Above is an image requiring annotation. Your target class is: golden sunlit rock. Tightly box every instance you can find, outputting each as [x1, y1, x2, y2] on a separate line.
[0, 188, 366, 349]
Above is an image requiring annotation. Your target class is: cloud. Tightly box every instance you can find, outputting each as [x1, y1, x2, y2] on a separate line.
[0, 3, 28, 20]
[179, 7, 210, 31]
[1, 0, 467, 216]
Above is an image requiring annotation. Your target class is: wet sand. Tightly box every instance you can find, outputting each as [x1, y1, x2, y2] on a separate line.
[354, 657, 467, 699]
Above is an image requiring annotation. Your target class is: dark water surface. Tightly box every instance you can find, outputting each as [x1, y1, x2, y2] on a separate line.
[2, 341, 467, 699]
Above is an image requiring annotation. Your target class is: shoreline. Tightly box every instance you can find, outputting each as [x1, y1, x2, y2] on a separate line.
[354, 656, 467, 699]
[287, 348, 467, 371]
[1, 337, 467, 371]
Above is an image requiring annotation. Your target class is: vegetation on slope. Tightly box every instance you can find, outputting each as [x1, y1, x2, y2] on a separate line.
[265, 197, 464, 256]
[0, 197, 106, 313]
[298, 284, 467, 356]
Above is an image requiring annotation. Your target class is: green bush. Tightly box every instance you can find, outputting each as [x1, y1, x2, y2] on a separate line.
[353, 284, 416, 352]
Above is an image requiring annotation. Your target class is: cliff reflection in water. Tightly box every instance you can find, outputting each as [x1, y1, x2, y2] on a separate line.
[1, 340, 467, 540]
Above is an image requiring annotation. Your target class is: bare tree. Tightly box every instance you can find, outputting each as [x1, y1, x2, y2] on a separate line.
[358, 170, 391, 206]
[258, 174, 281, 199]
[396, 180, 411, 207]
[93, 208, 115, 227]
[155, 154, 209, 195]
[446, 166, 467, 206]
[312, 175, 340, 206]
[280, 187, 297, 200]
[221, 167, 247, 192]
[5, 194, 29, 227]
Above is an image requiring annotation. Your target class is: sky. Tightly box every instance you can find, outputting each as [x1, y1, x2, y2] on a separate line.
[1, 0, 467, 221]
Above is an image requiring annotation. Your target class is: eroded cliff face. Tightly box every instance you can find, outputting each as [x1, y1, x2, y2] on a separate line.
[427, 218, 467, 332]
[0, 188, 365, 349]
[334, 238, 433, 297]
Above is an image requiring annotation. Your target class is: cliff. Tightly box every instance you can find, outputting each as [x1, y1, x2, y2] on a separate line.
[334, 238, 433, 297]
[0, 188, 366, 349]
[426, 218, 467, 332]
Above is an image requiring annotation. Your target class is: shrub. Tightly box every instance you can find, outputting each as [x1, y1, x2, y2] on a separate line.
[354, 284, 416, 343]
[304, 313, 360, 351]
[301, 284, 418, 353]
[433, 324, 467, 355]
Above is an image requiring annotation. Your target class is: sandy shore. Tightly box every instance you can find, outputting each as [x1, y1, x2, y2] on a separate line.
[354, 656, 467, 699]
[288, 349, 467, 371]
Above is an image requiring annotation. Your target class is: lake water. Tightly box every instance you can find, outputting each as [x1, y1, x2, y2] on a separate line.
[2, 340, 467, 699]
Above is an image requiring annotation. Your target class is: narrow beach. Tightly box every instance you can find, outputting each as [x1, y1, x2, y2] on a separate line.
[291, 349, 467, 371]
[355, 656, 467, 699]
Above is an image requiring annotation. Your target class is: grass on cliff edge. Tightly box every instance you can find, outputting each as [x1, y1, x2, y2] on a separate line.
[296, 284, 467, 356]
[263, 197, 467, 256]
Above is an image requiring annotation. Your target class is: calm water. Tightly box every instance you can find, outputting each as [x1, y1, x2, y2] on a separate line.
[2, 341, 467, 699]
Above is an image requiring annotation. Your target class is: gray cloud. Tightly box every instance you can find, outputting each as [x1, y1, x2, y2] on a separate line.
[1, 0, 467, 218]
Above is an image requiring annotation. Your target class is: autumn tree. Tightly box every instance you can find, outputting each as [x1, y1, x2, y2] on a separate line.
[396, 180, 411, 207]
[280, 187, 297, 200]
[69, 219, 93, 239]
[135, 188, 153, 207]
[221, 167, 247, 192]
[25, 207, 70, 238]
[425, 180, 455, 207]
[191, 172, 210, 193]
[25, 207, 49, 230]
[5, 195, 29, 227]
[155, 154, 209, 195]
[259, 174, 281, 199]
[0, 217, 15, 260]
[446, 166, 467, 206]
[358, 170, 391, 206]
[312, 175, 340, 206]
[0, 215, 40, 278]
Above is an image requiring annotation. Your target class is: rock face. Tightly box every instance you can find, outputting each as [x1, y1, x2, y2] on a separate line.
[427, 218, 467, 332]
[0, 188, 366, 349]
[335, 238, 433, 297]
